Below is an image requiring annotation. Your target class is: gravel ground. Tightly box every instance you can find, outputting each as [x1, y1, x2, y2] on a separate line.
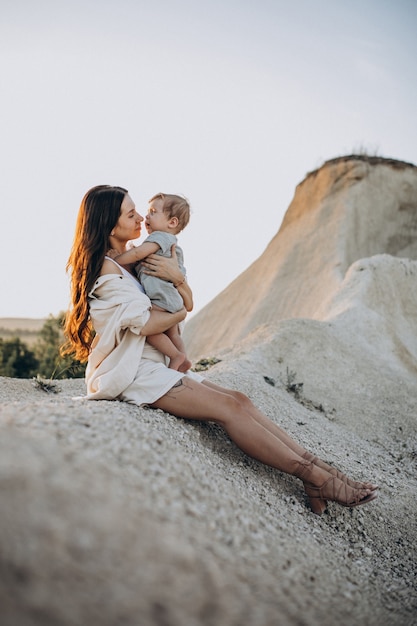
[0, 353, 416, 626]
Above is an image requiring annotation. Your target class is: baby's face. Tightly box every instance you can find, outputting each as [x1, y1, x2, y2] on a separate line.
[145, 198, 170, 234]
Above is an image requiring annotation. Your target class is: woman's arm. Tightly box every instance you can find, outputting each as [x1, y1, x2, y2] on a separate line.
[174, 278, 193, 312]
[140, 307, 187, 336]
[141, 244, 194, 312]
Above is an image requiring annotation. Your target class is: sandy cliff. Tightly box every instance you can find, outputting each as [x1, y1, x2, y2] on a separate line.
[183, 155, 417, 362]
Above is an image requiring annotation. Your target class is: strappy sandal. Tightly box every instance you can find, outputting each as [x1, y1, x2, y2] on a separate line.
[304, 477, 378, 515]
[302, 451, 378, 492]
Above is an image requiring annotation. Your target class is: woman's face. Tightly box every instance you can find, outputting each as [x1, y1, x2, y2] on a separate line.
[112, 194, 143, 242]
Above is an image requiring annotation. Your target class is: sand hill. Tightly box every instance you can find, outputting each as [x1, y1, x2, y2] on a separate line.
[184, 155, 417, 361]
[0, 155, 416, 626]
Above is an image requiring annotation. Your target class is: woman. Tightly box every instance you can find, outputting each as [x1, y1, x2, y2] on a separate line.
[63, 185, 378, 515]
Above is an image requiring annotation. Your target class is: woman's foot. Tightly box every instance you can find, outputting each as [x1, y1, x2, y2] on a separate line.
[293, 459, 377, 515]
[303, 475, 377, 515]
[302, 451, 378, 492]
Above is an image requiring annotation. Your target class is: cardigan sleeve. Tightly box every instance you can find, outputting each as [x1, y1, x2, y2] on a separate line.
[86, 275, 152, 399]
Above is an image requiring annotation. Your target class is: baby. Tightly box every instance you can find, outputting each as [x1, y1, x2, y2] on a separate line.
[114, 193, 192, 372]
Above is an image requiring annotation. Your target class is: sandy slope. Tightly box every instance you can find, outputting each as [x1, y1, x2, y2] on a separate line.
[183, 156, 417, 360]
[0, 365, 415, 626]
[0, 156, 416, 626]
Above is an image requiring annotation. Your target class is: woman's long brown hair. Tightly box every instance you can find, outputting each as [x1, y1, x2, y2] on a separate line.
[61, 185, 128, 362]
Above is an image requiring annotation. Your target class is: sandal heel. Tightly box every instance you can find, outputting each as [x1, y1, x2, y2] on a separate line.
[308, 495, 328, 515]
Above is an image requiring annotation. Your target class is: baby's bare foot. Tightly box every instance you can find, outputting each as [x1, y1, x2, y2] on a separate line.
[168, 354, 185, 371]
[178, 357, 192, 373]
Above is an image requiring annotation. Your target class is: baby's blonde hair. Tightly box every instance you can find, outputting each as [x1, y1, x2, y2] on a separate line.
[149, 193, 190, 233]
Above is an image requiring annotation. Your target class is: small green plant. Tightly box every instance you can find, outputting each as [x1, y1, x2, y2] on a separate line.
[32, 374, 60, 394]
[286, 367, 303, 400]
[351, 143, 381, 157]
[192, 357, 222, 372]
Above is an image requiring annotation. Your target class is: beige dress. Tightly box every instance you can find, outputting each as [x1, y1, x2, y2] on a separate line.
[86, 258, 203, 407]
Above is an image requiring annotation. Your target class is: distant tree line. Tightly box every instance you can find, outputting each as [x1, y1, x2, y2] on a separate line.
[0, 313, 85, 379]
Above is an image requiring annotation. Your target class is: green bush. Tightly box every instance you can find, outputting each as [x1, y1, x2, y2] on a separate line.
[34, 313, 85, 379]
[0, 314, 85, 379]
[0, 337, 39, 378]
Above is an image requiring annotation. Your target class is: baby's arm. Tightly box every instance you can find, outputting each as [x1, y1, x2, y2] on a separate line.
[115, 241, 160, 266]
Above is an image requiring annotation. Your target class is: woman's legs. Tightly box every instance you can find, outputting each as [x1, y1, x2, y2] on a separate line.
[202, 380, 307, 456]
[202, 381, 378, 491]
[152, 378, 308, 472]
[151, 378, 376, 513]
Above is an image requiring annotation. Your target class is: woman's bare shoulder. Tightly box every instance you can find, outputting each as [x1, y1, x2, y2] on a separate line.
[100, 258, 123, 276]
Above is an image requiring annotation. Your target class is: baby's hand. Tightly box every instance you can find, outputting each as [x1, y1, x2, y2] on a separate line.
[106, 248, 119, 259]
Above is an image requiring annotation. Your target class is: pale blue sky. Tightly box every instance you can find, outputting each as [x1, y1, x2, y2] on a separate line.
[1, 0, 416, 318]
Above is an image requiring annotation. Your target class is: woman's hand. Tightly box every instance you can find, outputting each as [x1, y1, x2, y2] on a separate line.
[141, 244, 183, 283]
